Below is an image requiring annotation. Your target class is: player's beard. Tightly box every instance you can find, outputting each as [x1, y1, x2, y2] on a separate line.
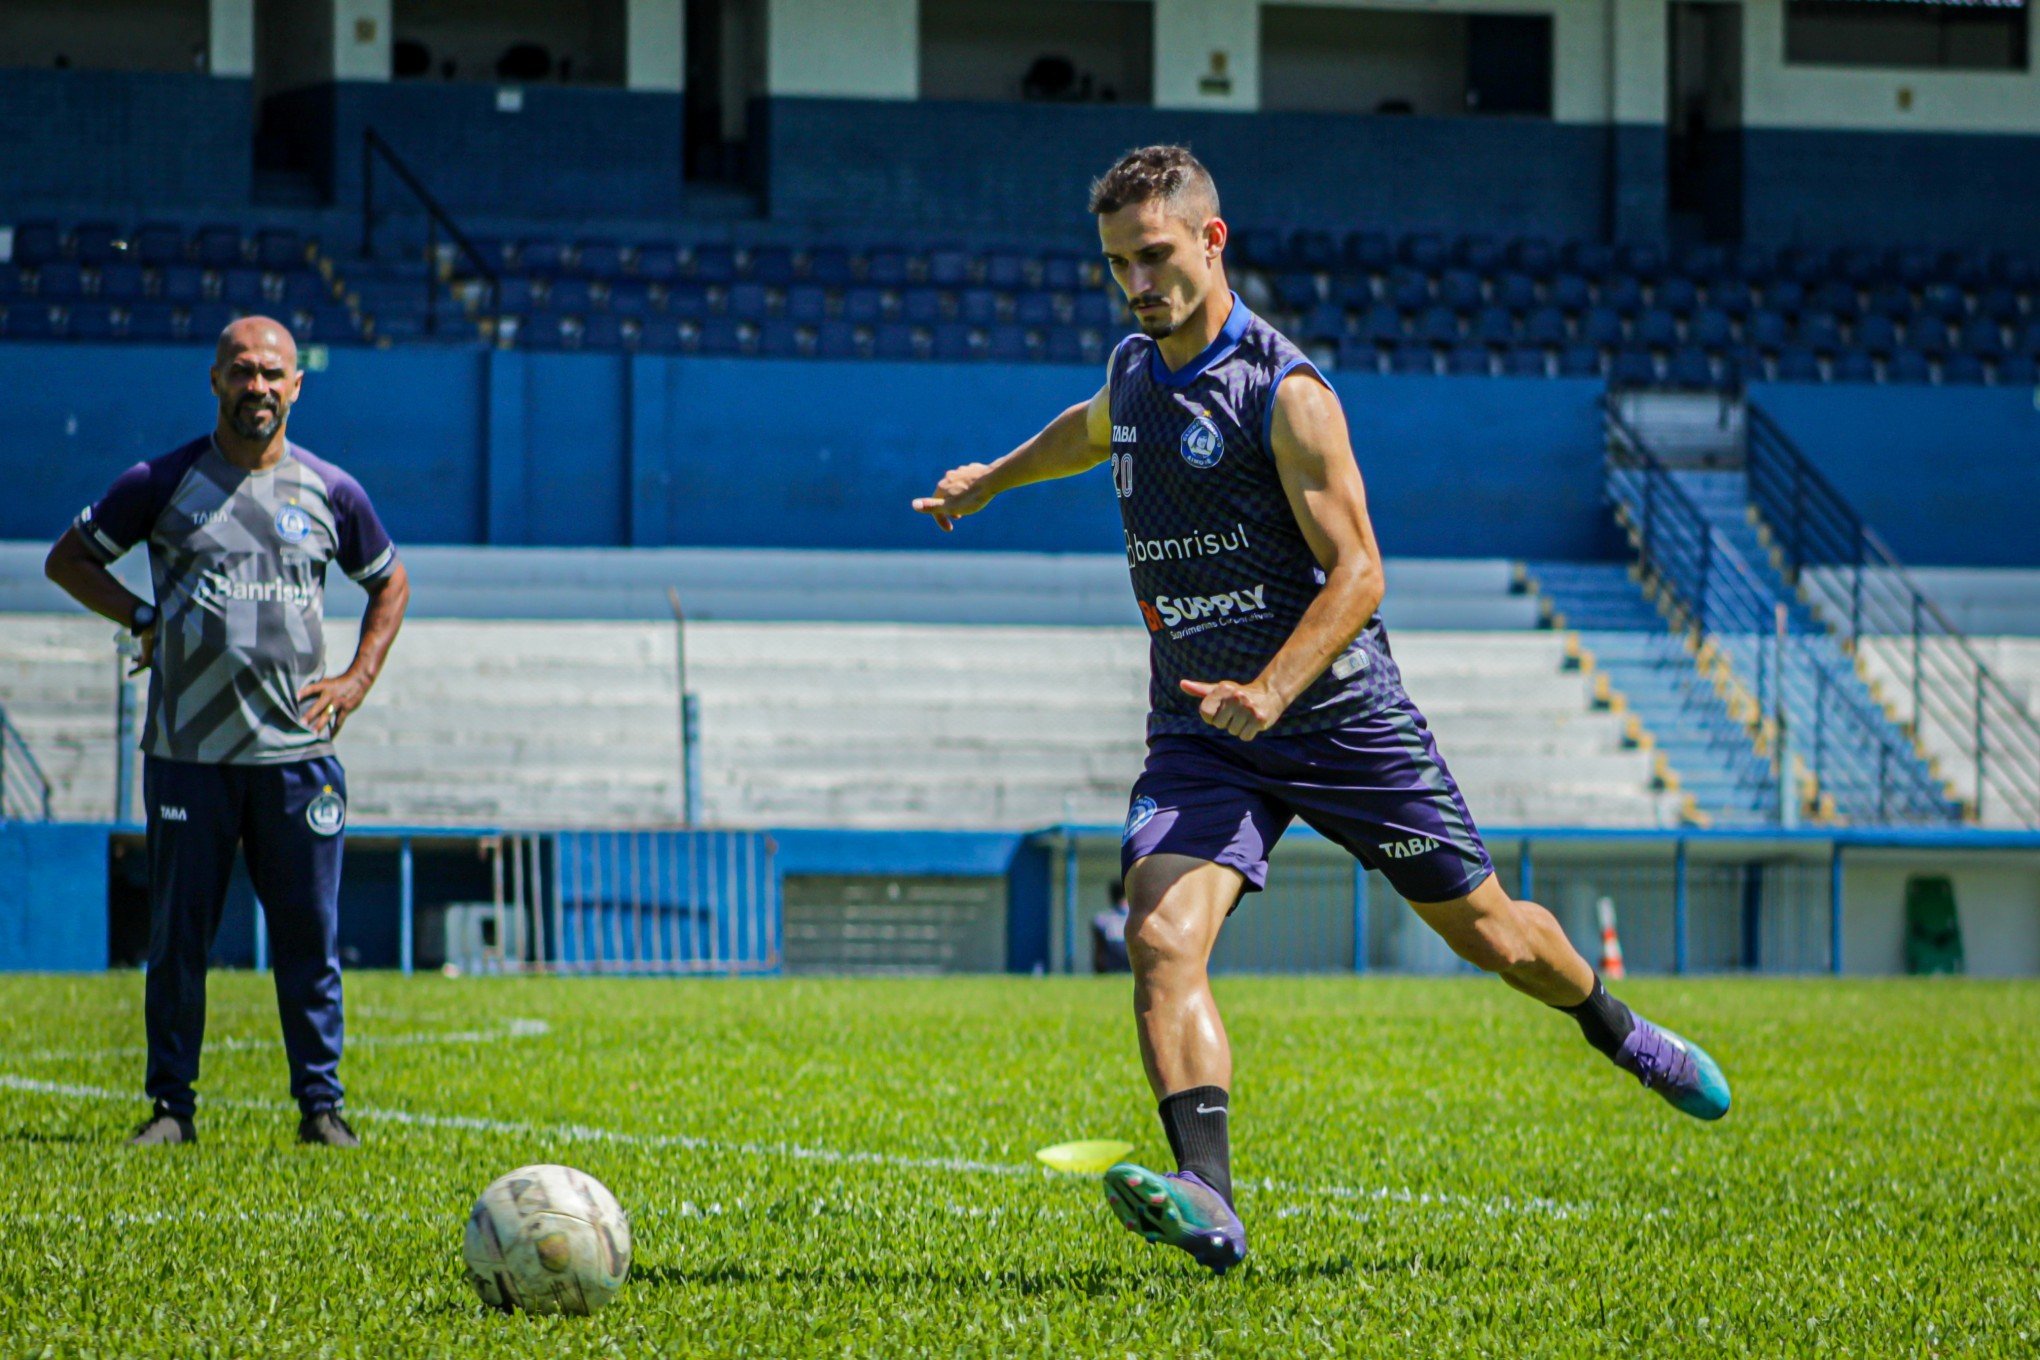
[232, 397, 284, 440]
[1132, 297, 1180, 338]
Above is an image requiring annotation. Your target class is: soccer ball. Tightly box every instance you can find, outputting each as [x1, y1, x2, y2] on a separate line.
[462, 1164, 632, 1316]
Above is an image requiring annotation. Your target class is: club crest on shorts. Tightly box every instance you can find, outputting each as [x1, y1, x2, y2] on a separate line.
[1123, 795, 1159, 841]
[1179, 415, 1224, 469]
[306, 786, 345, 836]
[274, 503, 311, 544]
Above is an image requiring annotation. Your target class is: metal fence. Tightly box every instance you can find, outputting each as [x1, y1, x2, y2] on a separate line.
[0, 700, 52, 823]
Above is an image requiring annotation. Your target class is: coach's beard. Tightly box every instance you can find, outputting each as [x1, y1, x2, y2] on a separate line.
[232, 397, 283, 440]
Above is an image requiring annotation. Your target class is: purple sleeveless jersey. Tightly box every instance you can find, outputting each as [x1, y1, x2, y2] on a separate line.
[1108, 295, 1406, 736]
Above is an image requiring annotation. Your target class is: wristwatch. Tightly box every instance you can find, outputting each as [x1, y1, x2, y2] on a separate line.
[129, 602, 157, 635]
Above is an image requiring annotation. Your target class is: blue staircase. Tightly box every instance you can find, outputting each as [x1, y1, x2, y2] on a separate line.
[1524, 561, 1775, 825]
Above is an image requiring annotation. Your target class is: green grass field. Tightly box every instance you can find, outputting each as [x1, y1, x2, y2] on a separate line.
[2, 973, 2035, 1357]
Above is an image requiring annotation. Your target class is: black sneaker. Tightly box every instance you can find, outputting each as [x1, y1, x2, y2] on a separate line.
[297, 1108, 361, 1148]
[127, 1108, 196, 1146]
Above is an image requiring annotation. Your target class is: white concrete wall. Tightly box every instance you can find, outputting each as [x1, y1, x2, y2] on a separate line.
[626, 0, 682, 91]
[768, 0, 916, 98]
[1743, 0, 2040, 135]
[1154, 0, 1258, 111]
[1843, 851, 2040, 978]
[334, 0, 391, 80]
[209, 0, 254, 76]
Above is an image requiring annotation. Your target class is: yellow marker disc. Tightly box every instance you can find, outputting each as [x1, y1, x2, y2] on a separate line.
[1033, 1139, 1136, 1175]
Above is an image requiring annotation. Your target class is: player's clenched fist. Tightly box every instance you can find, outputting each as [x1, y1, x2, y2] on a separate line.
[911, 463, 996, 531]
[1180, 678, 1287, 742]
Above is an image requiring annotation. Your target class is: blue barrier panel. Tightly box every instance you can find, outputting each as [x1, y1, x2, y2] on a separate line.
[0, 822, 109, 971]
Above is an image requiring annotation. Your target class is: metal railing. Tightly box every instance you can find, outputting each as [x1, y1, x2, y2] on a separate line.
[0, 701, 53, 822]
[475, 829, 779, 974]
[1747, 406, 2040, 826]
[360, 126, 503, 341]
[1605, 402, 1956, 824]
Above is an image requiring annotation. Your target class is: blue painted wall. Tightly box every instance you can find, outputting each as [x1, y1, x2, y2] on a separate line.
[263, 82, 684, 215]
[0, 822, 108, 971]
[1750, 384, 2040, 567]
[0, 344, 1618, 561]
[759, 97, 1617, 243]
[0, 70, 251, 214]
[1743, 128, 2040, 253]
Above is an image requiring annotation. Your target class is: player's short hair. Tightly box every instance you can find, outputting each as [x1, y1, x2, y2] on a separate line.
[1088, 145, 1220, 224]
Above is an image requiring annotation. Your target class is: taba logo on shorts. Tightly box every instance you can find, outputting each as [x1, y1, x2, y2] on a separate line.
[157, 804, 189, 822]
[1380, 836, 1439, 860]
[1123, 795, 1159, 842]
[306, 786, 346, 837]
[1138, 585, 1270, 634]
[1124, 522, 1250, 566]
[1179, 414, 1224, 469]
[274, 502, 312, 544]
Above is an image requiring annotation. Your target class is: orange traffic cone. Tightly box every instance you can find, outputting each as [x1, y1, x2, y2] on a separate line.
[1596, 895, 1626, 980]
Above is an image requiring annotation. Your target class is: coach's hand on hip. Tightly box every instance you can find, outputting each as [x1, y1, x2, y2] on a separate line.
[298, 670, 371, 738]
[1181, 678, 1287, 742]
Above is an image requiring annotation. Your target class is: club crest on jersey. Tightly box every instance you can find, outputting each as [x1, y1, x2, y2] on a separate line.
[1179, 415, 1225, 470]
[1124, 795, 1159, 842]
[306, 787, 345, 837]
[274, 503, 311, 544]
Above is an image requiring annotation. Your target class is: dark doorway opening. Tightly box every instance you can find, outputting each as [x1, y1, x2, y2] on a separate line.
[1668, 1, 1744, 243]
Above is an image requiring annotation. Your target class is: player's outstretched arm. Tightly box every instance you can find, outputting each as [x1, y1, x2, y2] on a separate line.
[912, 385, 1111, 531]
[1181, 371, 1385, 740]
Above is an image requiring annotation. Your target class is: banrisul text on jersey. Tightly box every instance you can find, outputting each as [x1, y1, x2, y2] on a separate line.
[1108, 295, 1406, 736]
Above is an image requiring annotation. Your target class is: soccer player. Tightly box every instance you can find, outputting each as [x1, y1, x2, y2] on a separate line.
[913, 147, 1729, 1274]
[44, 318, 410, 1148]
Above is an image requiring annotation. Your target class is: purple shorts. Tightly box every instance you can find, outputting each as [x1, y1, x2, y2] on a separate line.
[1121, 698, 1495, 904]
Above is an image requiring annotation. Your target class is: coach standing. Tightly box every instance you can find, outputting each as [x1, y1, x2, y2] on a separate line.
[45, 317, 409, 1147]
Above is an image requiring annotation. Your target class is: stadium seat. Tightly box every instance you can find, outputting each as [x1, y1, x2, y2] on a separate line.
[549, 278, 595, 313]
[1887, 349, 1932, 384]
[1579, 307, 1624, 348]
[1723, 242, 1772, 281]
[0, 264, 21, 299]
[130, 223, 185, 266]
[1835, 247, 1882, 287]
[1402, 233, 1448, 272]
[756, 319, 802, 358]
[1043, 329, 1087, 365]
[124, 303, 178, 342]
[1688, 309, 1733, 352]
[783, 285, 828, 325]
[803, 246, 853, 287]
[184, 302, 236, 337]
[1504, 346, 1549, 378]
[579, 314, 625, 349]
[1919, 282, 1965, 321]
[573, 240, 626, 278]
[1831, 350, 1875, 384]
[1941, 352, 1987, 384]
[1797, 312, 1843, 355]
[897, 287, 941, 326]
[35, 263, 84, 300]
[303, 306, 358, 343]
[1854, 313, 1899, 357]
[1041, 253, 1087, 291]
[98, 263, 145, 301]
[1391, 343, 1436, 376]
[983, 253, 1027, 291]
[2019, 319, 2040, 355]
[1437, 270, 1483, 314]
[1977, 286, 2022, 324]
[1745, 310, 1790, 352]
[490, 276, 536, 313]
[1301, 303, 1348, 343]
[1233, 227, 1285, 269]
[692, 245, 738, 285]
[1959, 317, 2007, 358]
[1547, 274, 1591, 314]
[254, 229, 306, 270]
[1708, 279, 1755, 319]
[1911, 319, 1953, 357]
[1765, 279, 1806, 316]
[633, 244, 681, 282]
[1618, 241, 1666, 281]
[637, 316, 684, 351]
[1774, 347, 1820, 382]
[606, 280, 654, 316]
[1993, 352, 2036, 385]
[750, 247, 797, 286]
[219, 269, 268, 309]
[1471, 306, 1516, 347]
[1331, 273, 1374, 310]
[696, 317, 745, 355]
[872, 322, 916, 360]
[1414, 306, 1461, 346]
[1610, 350, 1657, 386]
[71, 222, 124, 264]
[986, 324, 1031, 363]
[1654, 275, 1699, 316]
[1509, 237, 1557, 280]
[1632, 309, 1678, 350]
[372, 310, 430, 343]
[1558, 343, 1603, 377]
[958, 288, 999, 326]
[1343, 231, 1393, 274]
[194, 226, 245, 269]
[1666, 348, 1713, 387]
[1943, 247, 1996, 289]
[1521, 307, 1568, 348]
[1385, 268, 1431, 313]
[1446, 344, 1491, 377]
[11, 221, 63, 266]
[1679, 243, 1728, 283]
[1071, 292, 1112, 329]
[815, 320, 860, 359]
[3, 303, 56, 339]
[1291, 230, 1340, 270]
[865, 251, 911, 289]
[1013, 291, 1055, 328]
[1889, 247, 1936, 287]
[1774, 244, 1828, 285]
[726, 282, 770, 320]
[1357, 304, 1405, 346]
[1561, 240, 1614, 278]
[1335, 337, 1383, 373]
[1864, 284, 1912, 321]
[666, 282, 711, 320]
[280, 272, 328, 309]
[67, 304, 115, 341]
[1493, 272, 1537, 314]
[1273, 272, 1320, 311]
[1457, 235, 1504, 275]
[931, 322, 975, 362]
[1598, 275, 1643, 316]
[1808, 280, 1859, 318]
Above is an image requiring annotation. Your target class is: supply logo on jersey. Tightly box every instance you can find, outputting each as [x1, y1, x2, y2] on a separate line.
[306, 786, 346, 836]
[274, 503, 311, 544]
[1124, 795, 1159, 841]
[1138, 585, 1271, 637]
[1179, 415, 1225, 469]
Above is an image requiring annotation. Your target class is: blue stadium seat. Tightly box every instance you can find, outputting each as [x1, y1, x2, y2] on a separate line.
[1808, 280, 1859, 318]
[1504, 346, 1549, 378]
[1332, 272, 1375, 309]
[1521, 307, 1568, 348]
[1579, 307, 1624, 348]
[1632, 308, 1679, 350]
[749, 247, 797, 286]
[605, 279, 653, 316]
[573, 240, 626, 278]
[1446, 344, 1491, 377]
[1493, 272, 1537, 314]
[1774, 346, 1820, 382]
[1610, 350, 1657, 386]
[1464, 236, 1510, 276]
[1233, 227, 1286, 269]
[1679, 243, 1728, 283]
[1746, 310, 1790, 352]
[1014, 291, 1055, 328]
[1547, 274, 1590, 314]
[73, 222, 124, 265]
[67, 304, 115, 341]
[1832, 350, 1877, 385]
[124, 303, 178, 342]
[724, 282, 769, 319]
[1617, 241, 1666, 280]
[11, 221, 63, 266]
[1437, 269, 1483, 314]
[958, 288, 999, 326]
[1654, 275, 1698, 316]
[691, 245, 738, 284]
[983, 253, 1028, 291]
[1994, 352, 2037, 385]
[1390, 343, 1436, 376]
[487, 276, 534, 313]
[2019, 319, 2040, 355]
[1727, 245, 1773, 284]
[2000, 256, 2036, 290]
[372, 310, 430, 343]
[1335, 337, 1382, 373]
[1889, 247, 1936, 288]
[1836, 247, 1882, 287]
[303, 306, 358, 343]
[1471, 306, 1516, 347]
[1291, 230, 1339, 270]
[1666, 348, 1714, 387]
[931, 322, 975, 362]
[1041, 253, 1088, 291]
[1919, 282, 1965, 321]
[1300, 303, 1347, 343]
[861, 250, 907, 289]
[1558, 343, 1603, 378]
[805, 246, 854, 287]
[1864, 284, 1912, 321]
[1797, 312, 1843, 354]
[1959, 317, 2007, 357]
[1274, 272, 1320, 311]
[838, 287, 883, 326]
[195, 226, 245, 269]
[1401, 233, 1448, 273]
[1765, 279, 1806, 316]
[0, 264, 21, 299]
[1688, 309, 1733, 351]
[756, 319, 802, 358]
[280, 272, 329, 309]
[131, 223, 185, 266]
[873, 322, 916, 360]
[255, 229, 306, 271]
[637, 316, 684, 351]
[1071, 292, 1112, 329]
[1343, 231, 1393, 274]
[1977, 286, 2022, 323]
[1598, 275, 1643, 315]
[815, 320, 860, 359]
[99, 263, 146, 301]
[1561, 240, 1614, 278]
[549, 278, 595, 313]
[1941, 352, 1987, 385]
[1774, 244, 1828, 285]
[1414, 306, 1461, 346]
[1356, 304, 1405, 346]
[1509, 237, 1557, 280]
[633, 244, 681, 282]
[1944, 247, 1996, 290]
[36, 263, 84, 300]
[986, 324, 1031, 363]
[1043, 329, 1087, 365]
[579, 314, 625, 349]
[1708, 279, 1755, 319]
[1854, 314, 1899, 357]
[4, 303, 55, 338]
[696, 317, 744, 355]
[1385, 268, 1431, 312]
[1911, 319, 1953, 357]
[783, 285, 828, 325]
[219, 269, 268, 309]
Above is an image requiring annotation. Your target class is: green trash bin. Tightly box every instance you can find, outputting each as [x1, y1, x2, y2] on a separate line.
[1903, 875, 1965, 976]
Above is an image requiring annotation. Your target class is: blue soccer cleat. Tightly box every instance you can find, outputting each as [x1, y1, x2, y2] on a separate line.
[1103, 1163, 1247, 1275]
[1615, 1017, 1731, 1121]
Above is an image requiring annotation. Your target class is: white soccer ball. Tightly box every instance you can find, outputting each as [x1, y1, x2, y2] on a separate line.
[462, 1164, 632, 1316]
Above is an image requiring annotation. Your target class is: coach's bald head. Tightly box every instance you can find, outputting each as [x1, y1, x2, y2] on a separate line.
[211, 316, 303, 448]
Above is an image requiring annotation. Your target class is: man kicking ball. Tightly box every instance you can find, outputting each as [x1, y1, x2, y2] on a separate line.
[913, 146, 1729, 1275]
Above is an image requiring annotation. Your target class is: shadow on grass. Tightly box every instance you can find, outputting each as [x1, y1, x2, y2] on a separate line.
[629, 1252, 1412, 1294]
[1, 1128, 95, 1144]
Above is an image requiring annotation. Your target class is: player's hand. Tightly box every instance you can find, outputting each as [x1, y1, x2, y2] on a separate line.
[127, 625, 156, 676]
[911, 463, 997, 532]
[1180, 678, 1287, 742]
[299, 670, 372, 738]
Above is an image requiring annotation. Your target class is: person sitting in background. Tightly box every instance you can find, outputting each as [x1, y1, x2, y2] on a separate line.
[1092, 880, 1131, 974]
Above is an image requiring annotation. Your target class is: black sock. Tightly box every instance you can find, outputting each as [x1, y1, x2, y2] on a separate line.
[1557, 975, 1636, 1059]
[1157, 1086, 1233, 1207]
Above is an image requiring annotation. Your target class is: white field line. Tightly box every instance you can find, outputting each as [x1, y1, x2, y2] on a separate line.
[0, 1072, 1590, 1220]
[16, 1018, 551, 1064]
